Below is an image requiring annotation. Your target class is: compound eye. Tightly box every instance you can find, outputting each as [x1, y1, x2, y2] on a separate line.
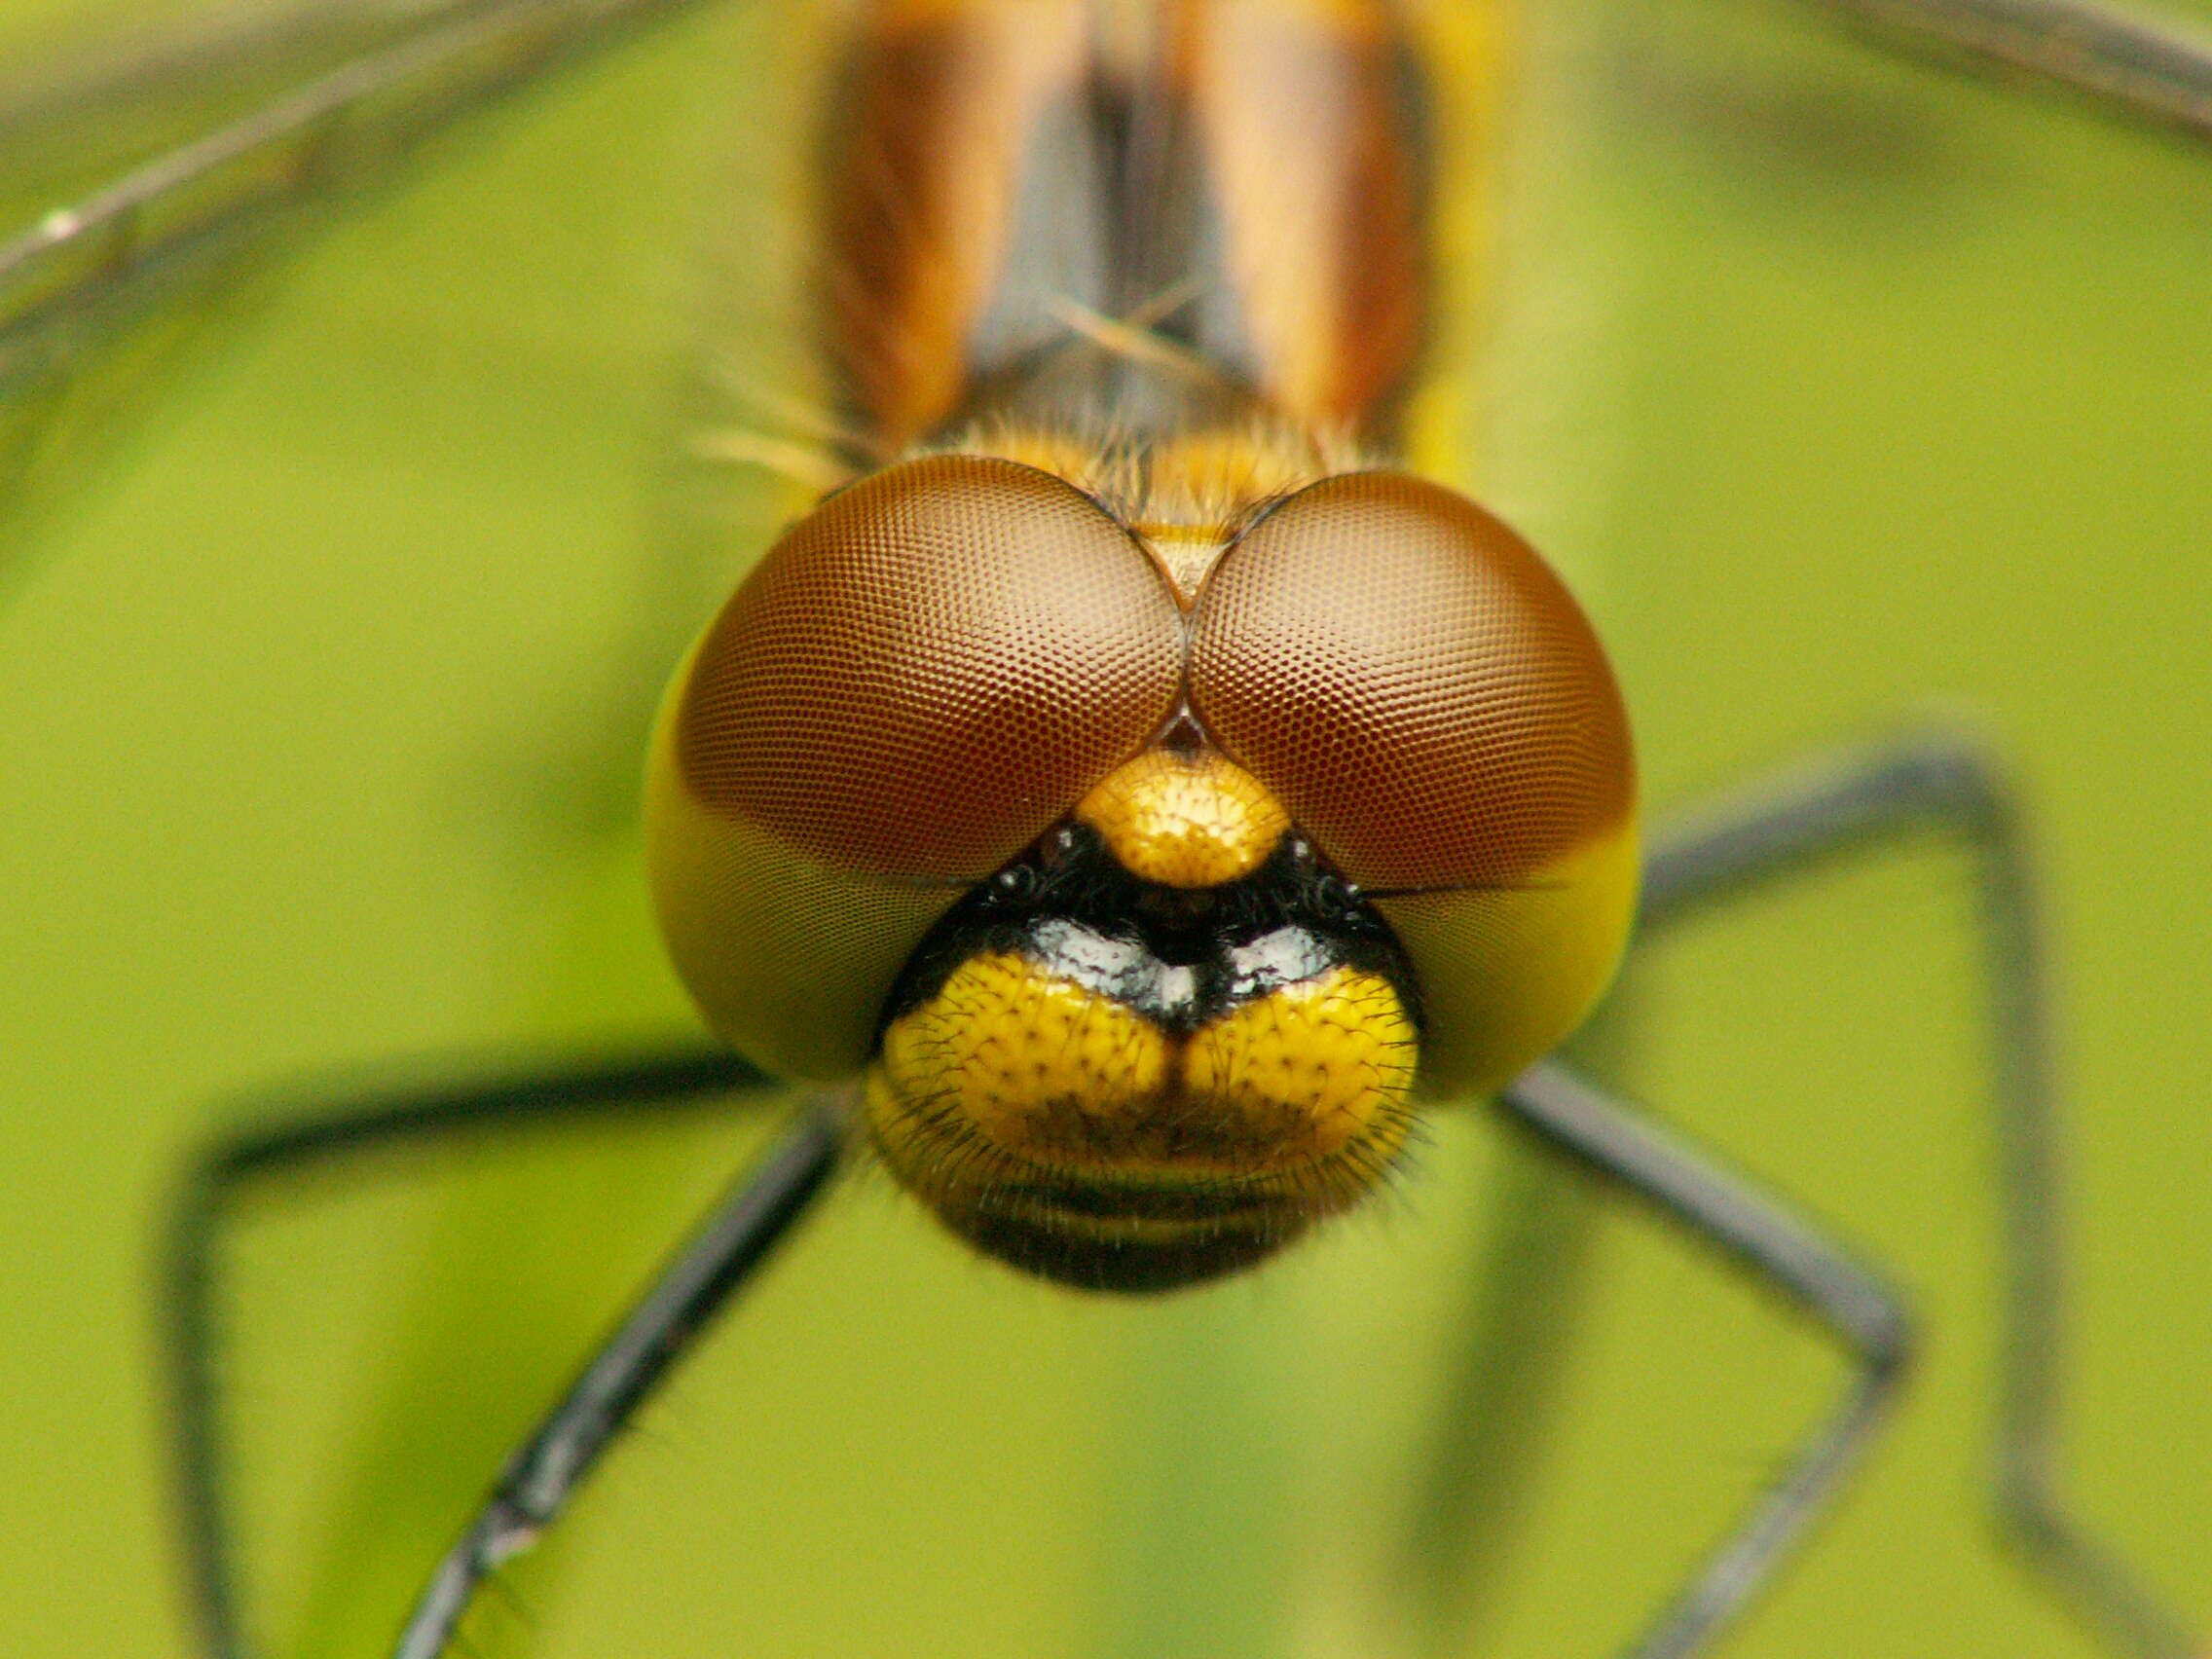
[1190, 470, 1632, 891]
[649, 454, 1184, 1078]
[676, 454, 1183, 879]
[1189, 472, 1638, 1097]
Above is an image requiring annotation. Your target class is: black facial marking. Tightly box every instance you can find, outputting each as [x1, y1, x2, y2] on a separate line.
[956, 1207, 1293, 1296]
[876, 820, 1423, 1043]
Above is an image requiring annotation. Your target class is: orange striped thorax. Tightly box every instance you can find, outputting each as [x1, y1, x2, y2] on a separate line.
[646, 0, 1638, 1291]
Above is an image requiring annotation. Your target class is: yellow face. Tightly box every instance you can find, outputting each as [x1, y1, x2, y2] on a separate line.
[865, 746, 1423, 1290]
[646, 452, 1639, 1291]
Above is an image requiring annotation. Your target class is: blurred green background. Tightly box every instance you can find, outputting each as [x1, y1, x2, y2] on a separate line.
[0, 0, 2206, 1656]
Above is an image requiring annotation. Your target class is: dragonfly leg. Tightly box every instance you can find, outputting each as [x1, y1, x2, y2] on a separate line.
[164, 1045, 798, 1659]
[385, 1106, 838, 1659]
[1543, 728, 2195, 1657]
[1791, 0, 2212, 141]
[1497, 1057, 1909, 1659]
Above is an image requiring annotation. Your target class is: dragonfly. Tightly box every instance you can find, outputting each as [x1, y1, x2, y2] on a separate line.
[2, 1, 2208, 1657]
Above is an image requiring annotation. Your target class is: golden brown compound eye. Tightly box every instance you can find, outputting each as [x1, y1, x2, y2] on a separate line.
[646, 453, 1185, 1080]
[1188, 471, 1634, 893]
[1189, 473, 1640, 1099]
[675, 454, 1184, 880]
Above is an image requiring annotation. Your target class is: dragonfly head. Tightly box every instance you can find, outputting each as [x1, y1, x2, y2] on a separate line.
[864, 747, 1421, 1292]
[645, 454, 1639, 1291]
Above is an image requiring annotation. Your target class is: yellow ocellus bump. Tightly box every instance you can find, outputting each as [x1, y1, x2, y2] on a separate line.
[1075, 748, 1290, 888]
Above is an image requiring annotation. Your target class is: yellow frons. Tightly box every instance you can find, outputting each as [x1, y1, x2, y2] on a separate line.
[1075, 748, 1290, 889]
[1185, 965, 1417, 1162]
[867, 952, 1415, 1194]
[873, 952, 1170, 1163]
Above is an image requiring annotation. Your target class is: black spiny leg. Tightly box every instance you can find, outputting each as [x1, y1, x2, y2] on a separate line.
[1789, 0, 2212, 139]
[1496, 1058, 1911, 1659]
[387, 1108, 836, 1659]
[1485, 732, 2196, 1656]
[1625, 731, 2198, 1657]
[164, 1046, 824, 1659]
